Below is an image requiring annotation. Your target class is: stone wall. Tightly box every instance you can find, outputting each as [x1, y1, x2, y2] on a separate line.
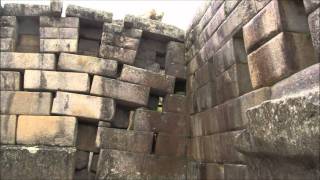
[186, 0, 319, 179]
[0, 1, 189, 179]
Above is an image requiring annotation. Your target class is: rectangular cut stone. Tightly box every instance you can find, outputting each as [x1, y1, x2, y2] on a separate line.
[103, 23, 143, 39]
[124, 14, 184, 42]
[132, 109, 161, 131]
[24, 70, 90, 93]
[75, 150, 89, 170]
[97, 127, 153, 153]
[163, 94, 187, 113]
[224, 164, 248, 180]
[3, 3, 50, 16]
[16, 35, 39, 52]
[50, 0, 63, 16]
[40, 39, 78, 53]
[77, 123, 99, 152]
[0, 27, 16, 38]
[0, 71, 20, 90]
[16, 116, 77, 147]
[52, 91, 115, 121]
[90, 153, 99, 172]
[40, 16, 79, 28]
[0, 146, 76, 180]
[165, 64, 187, 80]
[248, 32, 316, 89]
[0, 52, 56, 70]
[40, 27, 78, 39]
[220, 131, 245, 163]
[303, 0, 320, 14]
[243, 0, 310, 53]
[155, 134, 187, 157]
[91, 76, 150, 107]
[110, 107, 130, 129]
[165, 41, 185, 65]
[58, 53, 118, 77]
[195, 81, 217, 112]
[0, 91, 52, 115]
[66, 5, 112, 23]
[271, 63, 319, 99]
[0, 38, 16, 52]
[0, 115, 17, 144]
[99, 44, 137, 65]
[194, 61, 214, 88]
[308, 8, 320, 60]
[101, 32, 140, 50]
[200, 163, 224, 180]
[120, 65, 175, 95]
[0, 16, 17, 27]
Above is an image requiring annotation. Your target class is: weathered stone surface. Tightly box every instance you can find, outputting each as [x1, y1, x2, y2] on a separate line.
[103, 23, 143, 39]
[165, 63, 187, 80]
[76, 123, 99, 152]
[91, 75, 150, 107]
[0, 27, 16, 38]
[80, 26, 103, 40]
[89, 153, 99, 173]
[0, 115, 17, 145]
[99, 44, 137, 65]
[58, 53, 118, 77]
[24, 70, 90, 93]
[163, 94, 187, 113]
[98, 121, 111, 127]
[110, 107, 130, 129]
[50, 0, 63, 16]
[16, 116, 77, 147]
[0, 52, 56, 70]
[243, 0, 310, 53]
[0, 16, 17, 27]
[120, 65, 175, 95]
[165, 41, 185, 65]
[78, 39, 100, 57]
[224, 164, 248, 180]
[200, 163, 224, 180]
[303, 0, 320, 14]
[155, 134, 187, 157]
[0, 91, 52, 115]
[97, 127, 153, 153]
[0, 146, 76, 180]
[40, 16, 79, 28]
[186, 161, 201, 180]
[40, 39, 78, 53]
[66, 5, 112, 23]
[248, 32, 316, 89]
[124, 14, 184, 42]
[74, 169, 96, 180]
[0, 38, 16, 52]
[3, 3, 50, 16]
[308, 7, 320, 60]
[75, 150, 89, 170]
[271, 63, 319, 99]
[0, 71, 20, 91]
[195, 81, 217, 112]
[16, 34, 40, 52]
[194, 60, 214, 88]
[40, 27, 78, 39]
[101, 32, 140, 50]
[52, 91, 115, 121]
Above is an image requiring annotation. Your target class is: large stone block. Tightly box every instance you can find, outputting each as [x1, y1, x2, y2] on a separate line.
[248, 32, 316, 89]
[80, 26, 103, 40]
[0, 16, 17, 27]
[52, 91, 115, 122]
[40, 16, 79, 28]
[303, 0, 320, 14]
[101, 32, 140, 50]
[99, 44, 137, 65]
[50, 0, 63, 16]
[163, 94, 187, 113]
[224, 164, 248, 180]
[75, 150, 89, 170]
[165, 41, 185, 65]
[97, 127, 153, 153]
[24, 70, 90, 93]
[155, 134, 187, 157]
[40, 39, 78, 53]
[194, 60, 214, 88]
[0, 27, 16, 38]
[91, 76, 150, 107]
[165, 63, 187, 80]
[76, 123, 99, 152]
[195, 81, 217, 112]
[3, 3, 50, 16]
[16, 115, 77, 147]
[40, 27, 78, 39]
[0, 91, 52, 115]
[200, 163, 224, 180]
[0, 38, 16, 52]
[78, 39, 100, 57]
[0, 115, 17, 145]
[110, 106, 130, 129]
[0, 71, 20, 91]
[0, 52, 56, 70]
[103, 23, 143, 39]
[271, 63, 319, 99]
[243, 0, 310, 53]
[0, 146, 76, 180]
[308, 7, 320, 60]
[66, 5, 112, 23]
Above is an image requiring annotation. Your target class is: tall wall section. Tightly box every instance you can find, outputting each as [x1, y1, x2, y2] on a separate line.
[185, 0, 319, 179]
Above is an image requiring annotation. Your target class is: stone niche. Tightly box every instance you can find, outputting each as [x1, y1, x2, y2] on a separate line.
[16, 16, 40, 52]
[78, 19, 103, 56]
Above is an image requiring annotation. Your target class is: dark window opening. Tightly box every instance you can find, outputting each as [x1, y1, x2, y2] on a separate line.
[78, 19, 103, 56]
[16, 16, 40, 52]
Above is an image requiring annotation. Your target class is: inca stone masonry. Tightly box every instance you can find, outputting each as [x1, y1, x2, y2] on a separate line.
[0, 0, 319, 179]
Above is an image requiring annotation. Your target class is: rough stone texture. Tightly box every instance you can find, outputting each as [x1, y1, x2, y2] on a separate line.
[163, 94, 187, 113]
[165, 41, 185, 65]
[272, 63, 319, 99]
[99, 44, 137, 65]
[308, 7, 320, 60]
[0, 52, 56, 71]
[0, 16, 17, 27]
[303, 0, 320, 14]
[0, 71, 20, 91]
[224, 164, 248, 180]
[243, 0, 310, 53]
[124, 14, 184, 42]
[97, 127, 153, 153]
[165, 63, 187, 80]
[50, 0, 63, 17]
[91, 75, 150, 107]
[0, 91, 52, 115]
[40, 39, 78, 53]
[248, 32, 316, 89]
[40, 16, 79, 28]
[120, 64, 175, 95]
[40, 27, 78, 39]
[101, 31, 140, 50]
[66, 5, 112, 23]
[3, 3, 50, 16]
[110, 107, 130, 129]
[0, 146, 76, 180]
[0, 38, 16, 52]
[52, 91, 115, 122]
[16, 116, 77, 147]
[75, 150, 89, 170]
[24, 70, 90, 93]
[0, 115, 17, 145]
[76, 123, 99, 153]
[155, 134, 187, 157]
[0, 27, 16, 38]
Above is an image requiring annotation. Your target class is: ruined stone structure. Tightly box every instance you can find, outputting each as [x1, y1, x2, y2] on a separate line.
[0, 0, 319, 180]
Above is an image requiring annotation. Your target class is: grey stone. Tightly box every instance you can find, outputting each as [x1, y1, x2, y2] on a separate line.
[40, 16, 79, 28]
[165, 41, 185, 65]
[155, 134, 187, 157]
[99, 44, 137, 65]
[89, 153, 99, 173]
[163, 94, 187, 113]
[66, 5, 112, 23]
[3, 3, 50, 16]
[103, 23, 143, 39]
[76, 123, 99, 153]
[75, 150, 90, 170]
[308, 7, 320, 60]
[303, 0, 320, 14]
[0, 115, 17, 145]
[40, 39, 78, 53]
[40, 27, 78, 39]
[0, 27, 16, 38]
[200, 163, 224, 180]
[0, 71, 20, 91]
[101, 31, 140, 50]
[224, 164, 248, 180]
[110, 107, 130, 129]
[0, 16, 17, 27]
[78, 39, 100, 57]
[165, 64, 187, 80]
[50, 0, 63, 17]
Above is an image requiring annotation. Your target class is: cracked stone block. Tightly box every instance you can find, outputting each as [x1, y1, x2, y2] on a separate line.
[76, 123, 99, 153]
[24, 70, 90, 93]
[248, 32, 316, 89]
[0, 91, 52, 115]
[0, 145, 76, 180]
[155, 134, 187, 157]
[0, 71, 20, 91]
[40, 16, 79, 28]
[110, 107, 130, 129]
[89, 153, 99, 173]
[200, 163, 224, 180]
[0, 52, 56, 71]
[0, 115, 17, 145]
[52, 91, 115, 122]
[308, 7, 320, 60]
[66, 5, 112, 23]
[0, 38, 16, 52]
[78, 39, 100, 57]
[97, 127, 153, 153]
[58, 53, 118, 78]
[165, 64, 187, 80]
[195, 81, 217, 112]
[16, 115, 77, 147]
[0, 16, 17, 27]
[3, 3, 50, 16]
[243, 0, 310, 53]
[163, 94, 187, 113]
[99, 44, 137, 65]
[120, 65, 175, 95]
[194, 61, 214, 87]
[40, 39, 78, 53]
[91, 75, 150, 107]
